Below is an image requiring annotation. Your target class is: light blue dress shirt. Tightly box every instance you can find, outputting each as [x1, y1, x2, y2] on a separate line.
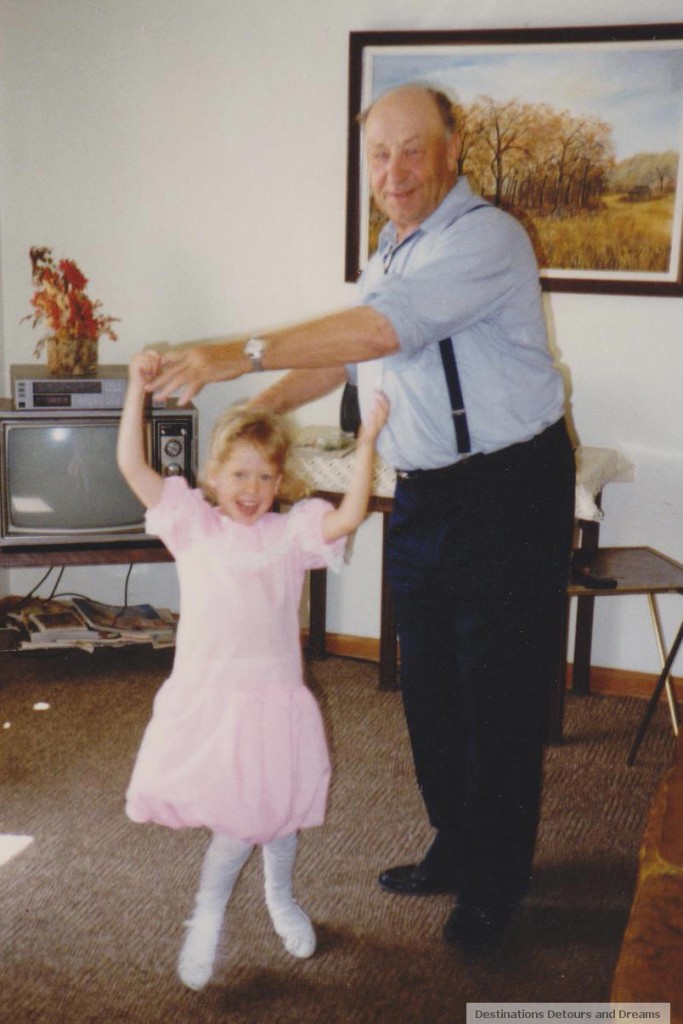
[352, 177, 565, 471]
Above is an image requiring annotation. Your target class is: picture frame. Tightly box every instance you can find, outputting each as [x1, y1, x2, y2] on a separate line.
[345, 24, 683, 296]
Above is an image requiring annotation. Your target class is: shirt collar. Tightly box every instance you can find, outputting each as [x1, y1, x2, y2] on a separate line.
[377, 176, 480, 262]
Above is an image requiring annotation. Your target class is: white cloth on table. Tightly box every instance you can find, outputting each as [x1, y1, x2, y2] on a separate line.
[292, 433, 633, 523]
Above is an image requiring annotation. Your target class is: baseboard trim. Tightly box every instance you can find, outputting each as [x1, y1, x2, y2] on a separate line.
[580, 664, 683, 701]
[304, 631, 380, 664]
[302, 631, 682, 701]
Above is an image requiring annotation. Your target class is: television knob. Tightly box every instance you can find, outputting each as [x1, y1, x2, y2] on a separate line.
[164, 463, 183, 477]
[164, 438, 183, 457]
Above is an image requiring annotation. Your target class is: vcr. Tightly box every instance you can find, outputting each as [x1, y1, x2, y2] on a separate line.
[12, 364, 130, 410]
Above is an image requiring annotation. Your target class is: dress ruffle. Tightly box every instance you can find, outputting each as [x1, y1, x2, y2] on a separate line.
[126, 662, 331, 843]
[145, 478, 346, 572]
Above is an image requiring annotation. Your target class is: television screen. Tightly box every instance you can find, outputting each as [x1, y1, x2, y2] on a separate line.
[7, 422, 144, 532]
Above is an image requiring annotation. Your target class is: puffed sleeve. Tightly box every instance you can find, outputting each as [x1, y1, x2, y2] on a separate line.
[145, 476, 215, 556]
[286, 498, 347, 572]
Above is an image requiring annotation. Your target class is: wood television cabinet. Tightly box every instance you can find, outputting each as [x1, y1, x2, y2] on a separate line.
[0, 538, 173, 572]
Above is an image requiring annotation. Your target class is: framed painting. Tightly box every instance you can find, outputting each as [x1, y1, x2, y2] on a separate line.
[345, 24, 683, 296]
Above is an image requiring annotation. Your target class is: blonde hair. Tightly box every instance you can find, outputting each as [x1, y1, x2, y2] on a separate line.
[199, 406, 309, 506]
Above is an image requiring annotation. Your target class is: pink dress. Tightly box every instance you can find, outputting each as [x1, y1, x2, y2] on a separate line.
[125, 476, 345, 844]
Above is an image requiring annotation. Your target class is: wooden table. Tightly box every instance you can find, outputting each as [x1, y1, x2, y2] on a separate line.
[292, 440, 633, 696]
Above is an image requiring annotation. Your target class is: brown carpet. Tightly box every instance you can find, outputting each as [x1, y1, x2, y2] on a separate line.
[0, 646, 676, 1024]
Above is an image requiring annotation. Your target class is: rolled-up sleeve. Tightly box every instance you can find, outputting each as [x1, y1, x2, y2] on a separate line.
[362, 212, 532, 358]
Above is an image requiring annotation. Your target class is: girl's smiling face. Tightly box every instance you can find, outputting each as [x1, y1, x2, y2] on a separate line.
[206, 441, 281, 525]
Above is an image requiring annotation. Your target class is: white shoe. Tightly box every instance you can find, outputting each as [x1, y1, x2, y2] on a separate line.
[177, 910, 223, 990]
[269, 900, 316, 958]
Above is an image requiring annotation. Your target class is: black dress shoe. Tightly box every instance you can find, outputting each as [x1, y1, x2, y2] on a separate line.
[378, 863, 457, 896]
[442, 903, 508, 956]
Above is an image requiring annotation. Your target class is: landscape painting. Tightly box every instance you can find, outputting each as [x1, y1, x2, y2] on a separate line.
[345, 25, 683, 295]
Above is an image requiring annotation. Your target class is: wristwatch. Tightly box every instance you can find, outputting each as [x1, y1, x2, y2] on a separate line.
[243, 336, 267, 372]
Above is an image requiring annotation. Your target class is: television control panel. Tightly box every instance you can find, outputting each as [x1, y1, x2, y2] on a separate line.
[12, 364, 129, 410]
[156, 418, 194, 480]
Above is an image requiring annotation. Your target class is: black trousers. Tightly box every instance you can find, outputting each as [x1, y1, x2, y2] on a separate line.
[387, 418, 575, 912]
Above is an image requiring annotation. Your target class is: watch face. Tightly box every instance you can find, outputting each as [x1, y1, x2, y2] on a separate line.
[246, 339, 264, 357]
[245, 338, 265, 369]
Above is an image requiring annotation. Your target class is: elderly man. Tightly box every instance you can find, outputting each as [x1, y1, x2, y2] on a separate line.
[148, 83, 575, 955]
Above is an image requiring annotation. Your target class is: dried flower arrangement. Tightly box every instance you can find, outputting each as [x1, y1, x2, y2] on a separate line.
[23, 246, 119, 375]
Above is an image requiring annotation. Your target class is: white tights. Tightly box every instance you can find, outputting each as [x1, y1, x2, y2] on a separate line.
[262, 832, 316, 960]
[177, 831, 315, 990]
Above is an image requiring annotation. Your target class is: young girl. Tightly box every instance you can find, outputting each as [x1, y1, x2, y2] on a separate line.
[117, 350, 388, 991]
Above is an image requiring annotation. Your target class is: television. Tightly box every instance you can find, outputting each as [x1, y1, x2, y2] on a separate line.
[0, 401, 197, 548]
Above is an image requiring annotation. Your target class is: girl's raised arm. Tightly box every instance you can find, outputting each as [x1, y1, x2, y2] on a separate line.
[321, 391, 389, 543]
[117, 352, 165, 510]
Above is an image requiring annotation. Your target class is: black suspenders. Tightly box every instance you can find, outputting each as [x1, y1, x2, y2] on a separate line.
[438, 336, 471, 455]
[437, 202, 489, 456]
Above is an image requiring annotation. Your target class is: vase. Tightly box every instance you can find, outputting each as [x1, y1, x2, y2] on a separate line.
[46, 335, 98, 376]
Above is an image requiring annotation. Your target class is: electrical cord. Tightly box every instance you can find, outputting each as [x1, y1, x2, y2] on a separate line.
[16, 566, 57, 607]
[22, 563, 135, 613]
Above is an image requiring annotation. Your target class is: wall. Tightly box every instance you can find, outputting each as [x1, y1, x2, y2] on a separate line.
[0, 0, 681, 675]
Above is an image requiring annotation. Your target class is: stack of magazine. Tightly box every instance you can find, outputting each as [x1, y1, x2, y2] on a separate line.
[5, 596, 177, 651]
